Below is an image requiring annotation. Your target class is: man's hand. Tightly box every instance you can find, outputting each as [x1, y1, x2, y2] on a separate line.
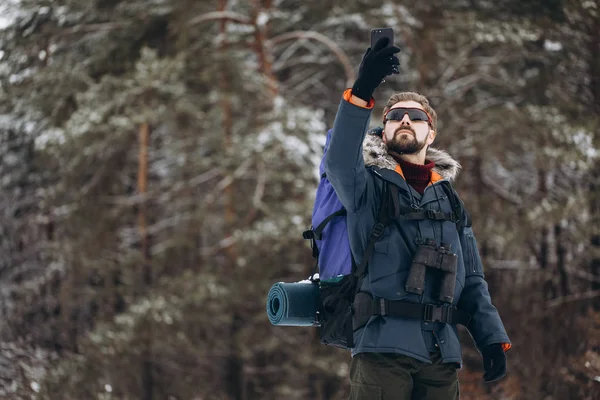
[351, 37, 401, 102]
[482, 343, 507, 383]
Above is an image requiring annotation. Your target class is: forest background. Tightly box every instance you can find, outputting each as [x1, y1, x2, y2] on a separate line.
[1, 0, 599, 399]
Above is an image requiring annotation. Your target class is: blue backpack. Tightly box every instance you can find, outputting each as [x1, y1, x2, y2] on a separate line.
[303, 128, 394, 349]
[306, 129, 352, 281]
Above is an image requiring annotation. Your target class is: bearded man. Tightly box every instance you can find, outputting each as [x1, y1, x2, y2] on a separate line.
[324, 37, 511, 400]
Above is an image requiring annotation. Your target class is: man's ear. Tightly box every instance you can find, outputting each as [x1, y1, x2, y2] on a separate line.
[427, 130, 436, 145]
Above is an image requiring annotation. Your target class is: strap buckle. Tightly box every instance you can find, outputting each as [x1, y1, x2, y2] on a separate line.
[371, 223, 385, 238]
[379, 299, 387, 316]
[423, 304, 452, 323]
[427, 209, 444, 220]
[373, 298, 388, 316]
[442, 306, 453, 324]
[302, 230, 314, 240]
[449, 212, 459, 224]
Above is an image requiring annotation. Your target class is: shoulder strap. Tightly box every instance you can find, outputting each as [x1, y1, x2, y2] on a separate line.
[354, 182, 397, 277]
[440, 182, 471, 232]
[313, 208, 346, 240]
[302, 207, 347, 262]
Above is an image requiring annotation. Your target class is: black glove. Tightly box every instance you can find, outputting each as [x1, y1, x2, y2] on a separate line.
[482, 343, 507, 383]
[351, 37, 401, 102]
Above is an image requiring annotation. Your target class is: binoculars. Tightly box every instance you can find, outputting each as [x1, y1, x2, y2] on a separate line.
[405, 238, 458, 303]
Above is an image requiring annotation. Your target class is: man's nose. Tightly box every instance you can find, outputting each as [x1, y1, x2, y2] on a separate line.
[400, 114, 412, 125]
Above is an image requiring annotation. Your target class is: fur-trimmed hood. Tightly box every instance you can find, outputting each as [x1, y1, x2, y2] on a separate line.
[362, 129, 461, 182]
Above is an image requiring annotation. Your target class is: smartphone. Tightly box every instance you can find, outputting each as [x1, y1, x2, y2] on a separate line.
[370, 27, 394, 48]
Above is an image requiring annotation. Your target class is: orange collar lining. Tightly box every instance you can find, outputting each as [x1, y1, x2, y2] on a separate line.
[395, 165, 443, 186]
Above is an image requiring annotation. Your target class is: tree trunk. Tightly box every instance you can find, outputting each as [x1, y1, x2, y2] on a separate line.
[554, 224, 569, 297]
[251, 0, 277, 97]
[217, 3, 245, 400]
[219, 0, 238, 269]
[588, 0, 600, 311]
[138, 122, 154, 400]
[590, 165, 600, 311]
[416, 10, 439, 92]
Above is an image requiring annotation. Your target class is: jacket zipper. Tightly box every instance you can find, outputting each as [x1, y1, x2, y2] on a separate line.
[432, 330, 444, 354]
[467, 233, 476, 273]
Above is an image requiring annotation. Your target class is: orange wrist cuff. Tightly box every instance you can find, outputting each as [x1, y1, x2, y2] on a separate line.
[343, 89, 375, 109]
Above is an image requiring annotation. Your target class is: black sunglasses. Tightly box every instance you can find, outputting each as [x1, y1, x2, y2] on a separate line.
[384, 107, 433, 129]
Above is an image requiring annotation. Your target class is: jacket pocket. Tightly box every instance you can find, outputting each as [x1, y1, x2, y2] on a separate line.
[465, 232, 484, 277]
[369, 241, 392, 281]
[369, 241, 410, 298]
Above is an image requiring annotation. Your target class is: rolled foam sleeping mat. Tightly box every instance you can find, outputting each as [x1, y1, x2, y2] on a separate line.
[266, 281, 320, 326]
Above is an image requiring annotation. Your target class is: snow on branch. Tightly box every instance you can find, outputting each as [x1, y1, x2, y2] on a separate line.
[188, 11, 253, 27]
[546, 290, 600, 308]
[267, 30, 355, 87]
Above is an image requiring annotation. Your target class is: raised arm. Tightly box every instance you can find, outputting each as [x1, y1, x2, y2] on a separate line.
[324, 37, 400, 212]
[324, 92, 373, 211]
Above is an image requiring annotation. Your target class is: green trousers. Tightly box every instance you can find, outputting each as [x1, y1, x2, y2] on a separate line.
[349, 352, 459, 400]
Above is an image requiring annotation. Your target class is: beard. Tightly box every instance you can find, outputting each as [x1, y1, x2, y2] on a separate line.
[386, 127, 427, 155]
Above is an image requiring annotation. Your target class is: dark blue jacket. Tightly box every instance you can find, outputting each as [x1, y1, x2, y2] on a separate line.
[324, 95, 511, 365]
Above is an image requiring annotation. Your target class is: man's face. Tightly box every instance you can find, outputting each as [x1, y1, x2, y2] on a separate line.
[382, 100, 435, 155]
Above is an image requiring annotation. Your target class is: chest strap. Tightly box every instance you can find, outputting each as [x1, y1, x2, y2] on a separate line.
[353, 294, 471, 327]
[398, 207, 457, 223]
